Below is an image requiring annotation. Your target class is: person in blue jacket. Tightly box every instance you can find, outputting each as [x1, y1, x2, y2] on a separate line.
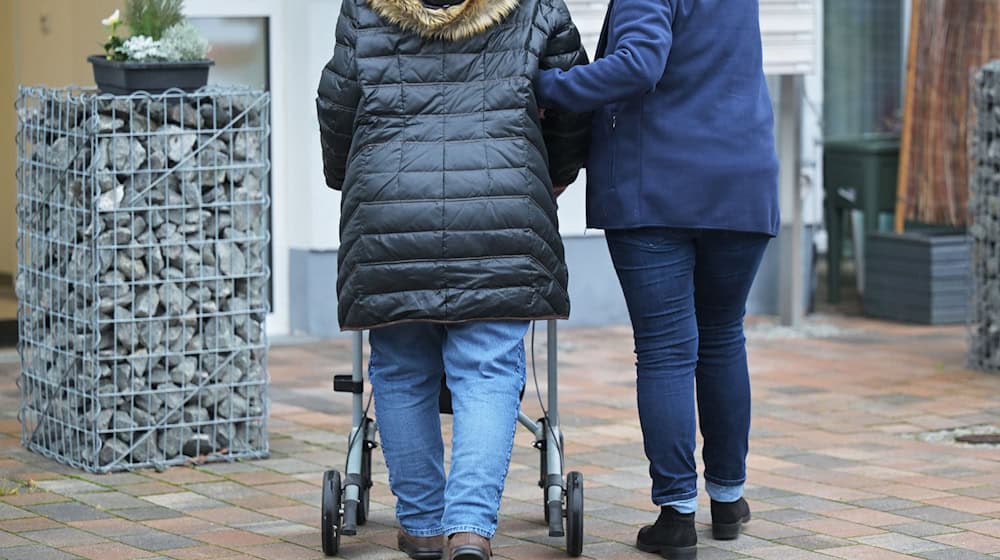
[536, 0, 779, 558]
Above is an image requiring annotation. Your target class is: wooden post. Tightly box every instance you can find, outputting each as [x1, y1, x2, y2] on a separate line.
[895, 0, 922, 233]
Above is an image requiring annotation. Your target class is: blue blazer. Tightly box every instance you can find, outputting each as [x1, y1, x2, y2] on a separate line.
[537, 0, 780, 236]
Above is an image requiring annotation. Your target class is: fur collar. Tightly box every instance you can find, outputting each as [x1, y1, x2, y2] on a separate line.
[367, 0, 520, 41]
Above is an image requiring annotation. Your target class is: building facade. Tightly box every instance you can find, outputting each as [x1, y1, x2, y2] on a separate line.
[0, 0, 819, 339]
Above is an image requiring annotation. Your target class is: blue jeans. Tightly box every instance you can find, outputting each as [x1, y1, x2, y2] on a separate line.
[368, 320, 530, 539]
[605, 228, 770, 513]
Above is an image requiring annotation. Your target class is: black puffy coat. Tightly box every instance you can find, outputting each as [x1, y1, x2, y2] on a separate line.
[317, 0, 590, 330]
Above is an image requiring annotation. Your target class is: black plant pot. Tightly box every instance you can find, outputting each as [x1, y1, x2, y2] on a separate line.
[864, 230, 971, 325]
[88, 55, 214, 95]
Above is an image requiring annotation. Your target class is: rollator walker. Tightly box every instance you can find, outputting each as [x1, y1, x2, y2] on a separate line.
[320, 320, 584, 557]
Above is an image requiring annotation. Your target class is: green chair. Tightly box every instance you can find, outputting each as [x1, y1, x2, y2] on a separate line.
[823, 135, 900, 303]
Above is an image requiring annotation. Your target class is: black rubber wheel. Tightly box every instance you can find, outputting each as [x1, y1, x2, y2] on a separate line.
[565, 471, 584, 557]
[322, 470, 342, 557]
[358, 419, 373, 525]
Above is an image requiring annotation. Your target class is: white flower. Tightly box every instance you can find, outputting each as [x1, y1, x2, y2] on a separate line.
[121, 35, 166, 61]
[102, 9, 121, 27]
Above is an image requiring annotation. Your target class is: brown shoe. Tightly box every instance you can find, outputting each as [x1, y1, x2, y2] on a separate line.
[398, 529, 444, 560]
[448, 532, 491, 560]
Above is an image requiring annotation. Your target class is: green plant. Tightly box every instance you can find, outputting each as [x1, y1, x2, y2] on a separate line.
[101, 9, 127, 61]
[125, 0, 185, 40]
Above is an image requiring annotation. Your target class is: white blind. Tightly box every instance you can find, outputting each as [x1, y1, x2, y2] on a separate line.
[564, 0, 816, 75]
[760, 0, 816, 75]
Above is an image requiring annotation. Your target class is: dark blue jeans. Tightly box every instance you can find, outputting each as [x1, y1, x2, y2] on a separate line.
[605, 227, 770, 512]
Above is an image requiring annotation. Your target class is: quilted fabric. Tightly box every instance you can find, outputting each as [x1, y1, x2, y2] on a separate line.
[317, 0, 590, 330]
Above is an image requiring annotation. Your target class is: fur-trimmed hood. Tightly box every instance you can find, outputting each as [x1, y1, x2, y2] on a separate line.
[367, 0, 520, 41]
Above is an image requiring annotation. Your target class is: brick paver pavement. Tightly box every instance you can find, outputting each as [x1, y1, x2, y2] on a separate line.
[1, 315, 998, 559]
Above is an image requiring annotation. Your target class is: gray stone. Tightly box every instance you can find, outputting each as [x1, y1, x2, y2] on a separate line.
[129, 435, 161, 464]
[97, 184, 125, 212]
[89, 139, 110, 173]
[183, 406, 211, 424]
[169, 245, 202, 270]
[232, 130, 261, 160]
[168, 103, 203, 128]
[162, 124, 198, 162]
[134, 289, 161, 318]
[42, 137, 74, 169]
[158, 283, 192, 316]
[224, 297, 251, 326]
[138, 321, 166, 350]
[215, 394, 249, 419]
[132, 407, 157, 430]
[85, 114, 125, 133]
[132, 393, 162, 420]
[197, 384, 229, 408]
[171, 358, 198, 385]
[197, 150, 229, 186]
[159, 426, 195, 459]
[162, 267, 186, 281]
[183, 433, 215, 457]
[148, 246, 165, 276]
[186, 286, 213, 303]
[98, 382, 119, 409]
[109, 136, 147, 173]
[206, 212, 233, 234]
[157, 383, 186, 411]
[117, 252, 147, 280]
[147, 366, 172, 386]
[204, 317, 236, 350]
[200, 186, 225, 205]
[112, 411, 139, 432]
[94, 409, 115, 431]
[147, 148, 168, 171]
[187, 334, 204, 352]
[216, 243, 246, 276]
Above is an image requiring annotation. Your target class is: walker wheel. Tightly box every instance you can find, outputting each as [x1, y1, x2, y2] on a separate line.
[322, 470, 342, 556]
[565, 471, 584, 557]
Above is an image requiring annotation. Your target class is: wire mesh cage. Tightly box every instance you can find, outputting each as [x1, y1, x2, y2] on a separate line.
[15, 86, 272, 472]
[970, 62, 1000, 372]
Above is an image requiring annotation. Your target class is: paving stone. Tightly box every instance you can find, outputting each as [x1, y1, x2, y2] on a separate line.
[917, 551, 998, 560]
[141, 492, 225, 511]
[107, 506, 182, 522]
[73, 492, 150, 511]
[774, 534, 854, 550]
[0, 505, 31, 521]
[118, 530, 200, 551]
[853, 498, 926, 511]
[34, 480, 108, 496]
[897, 506, 988, 525]
[856, 533, 952, 554]
[889, 521, 965, 538]
[0, 531, 30, 547]
[24, 503, 111, 523]
[20, 527, 106, 547]
[0, 544, 83, 559]
[755, 508, 821, 524]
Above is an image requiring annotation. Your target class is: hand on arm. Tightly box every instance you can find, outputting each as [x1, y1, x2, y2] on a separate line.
[536, 0, 673, 113]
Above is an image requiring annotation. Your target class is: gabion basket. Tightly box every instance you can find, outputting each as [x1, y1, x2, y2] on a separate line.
[970, 61, 1000, 373]
[15, 86, 272, 472]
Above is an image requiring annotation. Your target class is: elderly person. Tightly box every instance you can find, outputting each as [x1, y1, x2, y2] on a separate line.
[316, 0, 590, 556]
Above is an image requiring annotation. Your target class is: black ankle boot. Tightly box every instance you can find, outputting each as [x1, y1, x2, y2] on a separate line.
[636, 507, 697, 559]
[710, 498, 751, 540]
